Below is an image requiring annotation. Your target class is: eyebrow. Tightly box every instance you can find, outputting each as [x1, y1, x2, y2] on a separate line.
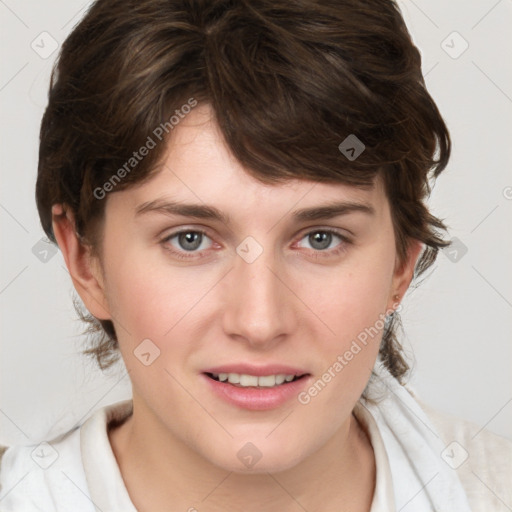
[134, 199, 375, 224]
[135, 199, 231, 224]
[292, 201, 375, 221]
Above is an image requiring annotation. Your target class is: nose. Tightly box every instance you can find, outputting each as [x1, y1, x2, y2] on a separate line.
[221, 245, 297, 349]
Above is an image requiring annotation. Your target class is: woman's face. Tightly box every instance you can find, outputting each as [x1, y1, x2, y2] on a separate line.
[88, 105, 417, 473]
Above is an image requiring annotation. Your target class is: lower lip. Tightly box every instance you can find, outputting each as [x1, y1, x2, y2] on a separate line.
[202, 374, 311, 411]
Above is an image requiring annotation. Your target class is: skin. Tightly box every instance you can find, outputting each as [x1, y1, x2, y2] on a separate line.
[53, 104, 422, 512]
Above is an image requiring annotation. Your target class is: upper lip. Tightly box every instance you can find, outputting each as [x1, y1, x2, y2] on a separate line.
[203, 364, 309, 377]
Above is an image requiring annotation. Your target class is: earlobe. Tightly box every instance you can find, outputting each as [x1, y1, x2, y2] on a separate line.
[51, 204, 111, 321]
[389, 240, 424, 310]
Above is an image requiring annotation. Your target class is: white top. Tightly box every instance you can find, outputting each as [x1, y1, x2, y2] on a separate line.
[1, 364, 511, 511]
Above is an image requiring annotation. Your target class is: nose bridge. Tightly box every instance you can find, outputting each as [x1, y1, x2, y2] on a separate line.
[223, 238, 293, 346]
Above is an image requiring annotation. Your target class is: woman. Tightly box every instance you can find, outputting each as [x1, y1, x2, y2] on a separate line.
[1, 0, 510, 510]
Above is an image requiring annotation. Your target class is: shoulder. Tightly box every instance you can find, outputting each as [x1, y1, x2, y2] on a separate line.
[417, 397, 512, 512]
[363, 366, 511, 511]
[0, 400, 133, 512]
[0, 425, 93, 511]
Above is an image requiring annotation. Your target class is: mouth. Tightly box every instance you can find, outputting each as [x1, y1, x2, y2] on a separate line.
[204, 372, 308, 388]
[202, 366, 313, 410]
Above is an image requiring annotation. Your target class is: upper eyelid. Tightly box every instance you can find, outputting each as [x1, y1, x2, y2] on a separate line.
[161, 226, 212, 239]
[296, 226, 349, 238]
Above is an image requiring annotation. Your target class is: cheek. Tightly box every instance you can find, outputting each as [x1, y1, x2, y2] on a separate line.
[101, 255, 214, 400]
[307, 255, 394, 345]
[105, 260, 211, 338]
[300, 244, 395, 391]
[100, 242, 226, 376]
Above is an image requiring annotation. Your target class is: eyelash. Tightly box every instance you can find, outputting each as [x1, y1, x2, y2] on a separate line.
[160, 228, 351, 261]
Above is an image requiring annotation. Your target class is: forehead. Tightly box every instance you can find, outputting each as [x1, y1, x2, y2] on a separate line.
[106, 105, 388, 222]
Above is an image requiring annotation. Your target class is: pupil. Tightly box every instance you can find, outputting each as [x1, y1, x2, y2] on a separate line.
[179, 232, 202, 251]
[309, 231, 331, 250]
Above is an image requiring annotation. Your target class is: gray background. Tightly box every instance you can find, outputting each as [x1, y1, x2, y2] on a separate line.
[1, 0, 511, 445]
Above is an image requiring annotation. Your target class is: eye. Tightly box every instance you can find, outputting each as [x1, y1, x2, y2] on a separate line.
[162, 230, 213, 256]
[296, 229, 348, 253]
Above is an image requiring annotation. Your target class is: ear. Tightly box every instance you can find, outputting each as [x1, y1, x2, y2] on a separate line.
[387, 239, 424, 310]
[52, 204, 111, 320]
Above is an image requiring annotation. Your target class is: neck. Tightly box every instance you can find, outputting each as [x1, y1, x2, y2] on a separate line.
[109, 398, 375, 512]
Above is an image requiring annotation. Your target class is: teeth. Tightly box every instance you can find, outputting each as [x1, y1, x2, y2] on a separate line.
[210, 372, 299, 387]
[275, 374, 286, 385]
[227, 373, 240, 384]
[258, 375, 276, 387]
[240, 374, 259, 386]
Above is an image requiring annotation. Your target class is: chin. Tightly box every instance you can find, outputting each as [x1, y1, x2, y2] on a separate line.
[204, 436, 310, 475]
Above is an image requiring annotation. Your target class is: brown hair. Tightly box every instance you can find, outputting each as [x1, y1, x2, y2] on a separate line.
[36, 0, 451, 377]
